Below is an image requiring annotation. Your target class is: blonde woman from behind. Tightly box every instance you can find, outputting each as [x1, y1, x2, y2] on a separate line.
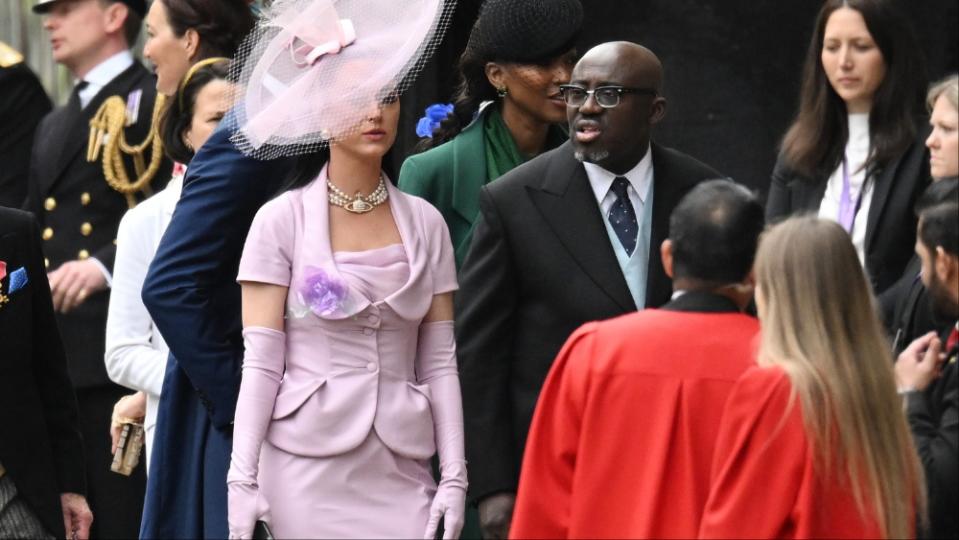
[700, 216, 925, 539]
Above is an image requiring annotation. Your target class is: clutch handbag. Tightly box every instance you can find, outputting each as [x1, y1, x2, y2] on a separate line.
[253, 520, 275, 540]
[110, 423, 145, 476]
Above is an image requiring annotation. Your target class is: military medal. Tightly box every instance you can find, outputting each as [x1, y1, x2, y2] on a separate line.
[125, 89, 142, 126]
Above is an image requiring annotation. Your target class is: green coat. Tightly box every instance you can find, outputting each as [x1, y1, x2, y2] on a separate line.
[398, 109, 490, 269]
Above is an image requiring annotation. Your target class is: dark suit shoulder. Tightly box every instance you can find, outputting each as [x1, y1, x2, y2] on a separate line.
[652, 143, 721, 178]
[0, 206, 36, 232]
[484, 142, 570, 199]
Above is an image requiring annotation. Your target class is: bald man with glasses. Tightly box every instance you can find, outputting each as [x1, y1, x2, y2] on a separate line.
[455, 41, 722, 538]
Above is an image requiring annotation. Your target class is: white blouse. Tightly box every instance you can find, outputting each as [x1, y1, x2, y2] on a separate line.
[818, 113, 874, 266]
[104, 171, 183, 469]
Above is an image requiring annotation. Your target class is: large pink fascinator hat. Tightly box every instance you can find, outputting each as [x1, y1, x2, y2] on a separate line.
[230, 0, 456, 159]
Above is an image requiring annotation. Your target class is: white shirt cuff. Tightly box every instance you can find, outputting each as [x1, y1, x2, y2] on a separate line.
[89, 257, 113, 288]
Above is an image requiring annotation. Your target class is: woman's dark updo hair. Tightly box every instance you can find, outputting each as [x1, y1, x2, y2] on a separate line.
[159, 0, 256, 59]
[161, 59, 230, 164]
[781, 0, 927, 178]
[415, 0, 582, 152]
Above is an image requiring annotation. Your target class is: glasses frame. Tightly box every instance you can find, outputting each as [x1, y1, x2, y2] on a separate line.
[558, 84, 658, 108]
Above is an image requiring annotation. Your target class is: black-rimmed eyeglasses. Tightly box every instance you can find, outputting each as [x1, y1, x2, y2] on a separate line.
[558, 85, 658, 108]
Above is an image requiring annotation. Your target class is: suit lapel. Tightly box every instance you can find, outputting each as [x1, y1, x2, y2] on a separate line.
[43, 62, 148, 195]
[450, 111, 489, 224]
[645, 144, 705, 307]
[863, 158, 899, 253]
[527, 142, 635, 312]
[796, 175, 829, 213]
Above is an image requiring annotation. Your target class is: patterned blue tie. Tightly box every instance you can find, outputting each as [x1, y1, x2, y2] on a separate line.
[608, 177, 637, 256]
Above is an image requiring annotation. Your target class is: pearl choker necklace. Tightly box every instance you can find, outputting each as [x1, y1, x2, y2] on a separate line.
[328, 174, 389, 214]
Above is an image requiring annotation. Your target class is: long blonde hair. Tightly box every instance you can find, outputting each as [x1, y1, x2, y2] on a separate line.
[754, 216, 925, 538]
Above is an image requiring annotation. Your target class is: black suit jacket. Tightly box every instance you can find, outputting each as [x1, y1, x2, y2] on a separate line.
[0, 207, 85, 538]
[455, 141, 721, 502]
[879, 255, 952, 355]
[906, 332, 958, 539]
[766, 127, 930, 294]
[24, 60, 170, 388]
[0, 62, 51, 208]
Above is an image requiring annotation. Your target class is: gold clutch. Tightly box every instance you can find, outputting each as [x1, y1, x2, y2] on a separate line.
[110, 423, 145, 476]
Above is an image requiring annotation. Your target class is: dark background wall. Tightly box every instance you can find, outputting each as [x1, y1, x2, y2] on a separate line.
[396, 0, 959, 193]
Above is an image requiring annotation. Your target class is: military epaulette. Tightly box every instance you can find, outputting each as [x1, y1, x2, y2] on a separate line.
[0, 41, 25, 68]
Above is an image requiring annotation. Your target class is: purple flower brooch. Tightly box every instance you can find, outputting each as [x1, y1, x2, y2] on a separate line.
[291, 266, 349, 318]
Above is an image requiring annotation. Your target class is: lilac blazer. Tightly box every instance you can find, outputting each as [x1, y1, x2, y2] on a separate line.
[237, 166, 457, 459]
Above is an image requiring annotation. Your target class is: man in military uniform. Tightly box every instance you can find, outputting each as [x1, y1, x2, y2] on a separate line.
[0, 41, 52, 208]
[25, 0, 170, 536]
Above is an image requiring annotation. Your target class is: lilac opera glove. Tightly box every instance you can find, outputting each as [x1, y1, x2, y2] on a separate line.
[418, 321, 467, 540]
[227, 327, 286, 539]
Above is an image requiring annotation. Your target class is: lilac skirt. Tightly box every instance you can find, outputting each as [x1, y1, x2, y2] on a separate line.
[258, 430, 435, 538]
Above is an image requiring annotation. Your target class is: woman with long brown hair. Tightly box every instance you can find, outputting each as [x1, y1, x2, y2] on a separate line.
[766, 0, 930, 295]
[699, 216, 925, 539]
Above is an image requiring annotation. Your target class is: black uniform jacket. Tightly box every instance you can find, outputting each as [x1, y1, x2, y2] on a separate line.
[23, 60, 170, 388]
[0, 207, 85, 538]
[455, 140, 721, 503]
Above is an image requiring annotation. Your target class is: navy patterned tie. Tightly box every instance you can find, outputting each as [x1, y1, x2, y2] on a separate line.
[608, 177, 637, 256]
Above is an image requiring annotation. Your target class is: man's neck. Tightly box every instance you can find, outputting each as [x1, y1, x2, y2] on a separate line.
[68, 41, 128, 80]
[603, 143, 649, 176]
[672, 279, 753, 312]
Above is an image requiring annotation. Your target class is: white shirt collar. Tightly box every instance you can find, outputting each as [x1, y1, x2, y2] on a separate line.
[77, 50, 134, 109]
[583, 144, 653, 206]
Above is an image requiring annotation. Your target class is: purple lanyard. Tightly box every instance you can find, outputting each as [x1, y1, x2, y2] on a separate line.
[838, 158, 865, 234]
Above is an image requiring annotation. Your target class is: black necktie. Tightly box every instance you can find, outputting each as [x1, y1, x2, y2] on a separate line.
[608, 176, 638, 256]
[67, 80, 89, 112]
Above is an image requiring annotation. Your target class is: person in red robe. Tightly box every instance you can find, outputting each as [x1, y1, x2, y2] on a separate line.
[510, 180, 765, 538]
[699, 216, 925, 539]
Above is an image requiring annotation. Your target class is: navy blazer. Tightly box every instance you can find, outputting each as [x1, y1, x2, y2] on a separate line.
[139, 114, 292, 538]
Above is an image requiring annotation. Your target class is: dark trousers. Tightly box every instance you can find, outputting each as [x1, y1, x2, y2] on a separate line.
[76, 385, 146, 539]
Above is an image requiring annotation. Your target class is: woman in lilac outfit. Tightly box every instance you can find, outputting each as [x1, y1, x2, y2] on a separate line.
[225, 0, 464, 538]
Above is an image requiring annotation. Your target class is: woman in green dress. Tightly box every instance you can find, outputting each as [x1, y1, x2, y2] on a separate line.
[399, 0, 583, 269]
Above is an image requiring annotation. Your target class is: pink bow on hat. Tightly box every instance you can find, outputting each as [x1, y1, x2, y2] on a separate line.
[267, 0, 356, 67]
[232, 0, 454, 158]
[288, 19, 356, 66]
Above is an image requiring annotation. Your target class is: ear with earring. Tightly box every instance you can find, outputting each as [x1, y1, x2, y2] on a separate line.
[497, 87, 508, 98]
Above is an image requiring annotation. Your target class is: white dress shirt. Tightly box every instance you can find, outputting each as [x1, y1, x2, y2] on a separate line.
[583, 146, 655, 308]
[77, 50, 134, 110]
[584, 146, 653, 219]
[818, 112, 874, 266]
[104, 170, 183, 469]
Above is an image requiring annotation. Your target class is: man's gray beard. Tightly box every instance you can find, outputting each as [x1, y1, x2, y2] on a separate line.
[574, 149, 610, 163]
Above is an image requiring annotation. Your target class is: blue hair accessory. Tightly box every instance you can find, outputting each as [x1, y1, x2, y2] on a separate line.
[415, 103, 454, 138]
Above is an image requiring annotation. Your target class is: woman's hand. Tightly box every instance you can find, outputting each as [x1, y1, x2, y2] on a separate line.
[110, 392, 146, 454]
[425, 483, 466, 539]
[227, 481, 261, 539]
